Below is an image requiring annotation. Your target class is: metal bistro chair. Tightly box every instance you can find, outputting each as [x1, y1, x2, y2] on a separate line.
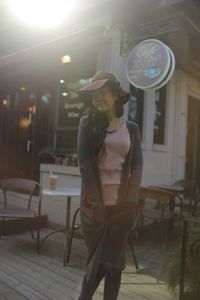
[174, 179, 199, 216]
[138, 187, 176, 245]
[66, 207, 140, 271]
[0, 178, 42, 253]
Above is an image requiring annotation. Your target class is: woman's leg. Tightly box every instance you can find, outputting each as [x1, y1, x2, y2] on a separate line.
[103, 271, 122, 300]
[79, 265, 106, 300]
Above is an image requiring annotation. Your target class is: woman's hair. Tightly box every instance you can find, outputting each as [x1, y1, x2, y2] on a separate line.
[103, 81, 124, 118]
[84, 109, 108, 155]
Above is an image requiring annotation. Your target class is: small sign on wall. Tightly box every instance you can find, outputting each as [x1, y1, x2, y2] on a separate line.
[126, 39, 175, 91]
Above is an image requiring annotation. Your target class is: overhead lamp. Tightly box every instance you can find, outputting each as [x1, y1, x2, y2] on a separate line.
[2, 99, 8, 106]
[62, 92, 68, 97]
[60, 55, 72, 64]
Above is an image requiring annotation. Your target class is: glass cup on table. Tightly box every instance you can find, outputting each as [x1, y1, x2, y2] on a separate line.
[49, 174, 58, 190]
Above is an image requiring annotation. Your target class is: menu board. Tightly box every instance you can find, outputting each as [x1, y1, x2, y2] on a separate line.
[56, 79, 88, 128]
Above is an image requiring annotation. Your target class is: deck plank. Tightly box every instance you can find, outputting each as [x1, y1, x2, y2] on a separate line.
[0, 229, 174, 300]
[0, 281, 29, 299]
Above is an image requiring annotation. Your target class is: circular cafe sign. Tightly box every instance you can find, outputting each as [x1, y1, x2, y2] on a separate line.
[146, 45, 175, 91]
[126, 39, 175, 90]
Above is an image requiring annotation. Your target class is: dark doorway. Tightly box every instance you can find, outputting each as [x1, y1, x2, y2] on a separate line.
[185, 96, 200, 184]
[0, 79, 55, 181]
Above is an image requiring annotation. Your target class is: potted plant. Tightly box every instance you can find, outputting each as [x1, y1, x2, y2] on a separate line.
[168, 230, 200, 300]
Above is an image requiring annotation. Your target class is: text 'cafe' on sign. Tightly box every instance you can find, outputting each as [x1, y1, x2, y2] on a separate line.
[126, 39, 175, 91]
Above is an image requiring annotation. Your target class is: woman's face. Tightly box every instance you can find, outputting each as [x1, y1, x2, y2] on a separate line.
[91, 86, 117, 114]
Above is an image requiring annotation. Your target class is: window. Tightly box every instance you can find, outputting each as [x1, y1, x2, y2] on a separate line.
[55, 129, 78, 154]
[128, 84, 144, 135]
[55, 77, 92, 153]
[153, 87, 167, 145]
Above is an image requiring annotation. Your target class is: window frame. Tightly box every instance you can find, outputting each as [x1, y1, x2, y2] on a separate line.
[128, 84, 145, 139]
[153, 85, 170, 152]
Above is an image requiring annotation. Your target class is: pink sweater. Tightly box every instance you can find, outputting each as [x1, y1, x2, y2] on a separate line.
[98, 121, 130, 206]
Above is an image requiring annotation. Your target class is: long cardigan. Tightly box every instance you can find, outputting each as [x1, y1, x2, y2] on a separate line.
[77, 115, 143, 282]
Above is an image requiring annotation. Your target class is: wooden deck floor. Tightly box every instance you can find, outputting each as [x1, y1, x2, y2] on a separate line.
[0, 228, 177, 300]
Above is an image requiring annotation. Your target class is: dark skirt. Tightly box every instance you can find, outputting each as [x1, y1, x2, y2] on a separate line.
[100, 206, 129, 274]
[102, 206, 121, 265]
[82, 203, 137, 282]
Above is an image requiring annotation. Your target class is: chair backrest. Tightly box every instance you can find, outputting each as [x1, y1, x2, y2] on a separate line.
[174, 179, 196, 189]
[174, 179, 197, 195]
[139, 187, 174, 206]
[0, 178, 41, 211]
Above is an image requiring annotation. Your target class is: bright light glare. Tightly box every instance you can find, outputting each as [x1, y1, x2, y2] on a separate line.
[60, 55, 72, 64]
[2, 99, 8, 106]
[7, 0, 79, 28]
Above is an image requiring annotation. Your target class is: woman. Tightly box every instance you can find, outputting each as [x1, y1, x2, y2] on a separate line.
[77, 71, 143, 300]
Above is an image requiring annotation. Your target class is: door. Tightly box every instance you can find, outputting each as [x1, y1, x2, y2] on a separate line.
[15, 89, 37, 179]
[185, 96, 200, 183]
[0, 89, 38, 179]
[0, 85, 53, 180]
